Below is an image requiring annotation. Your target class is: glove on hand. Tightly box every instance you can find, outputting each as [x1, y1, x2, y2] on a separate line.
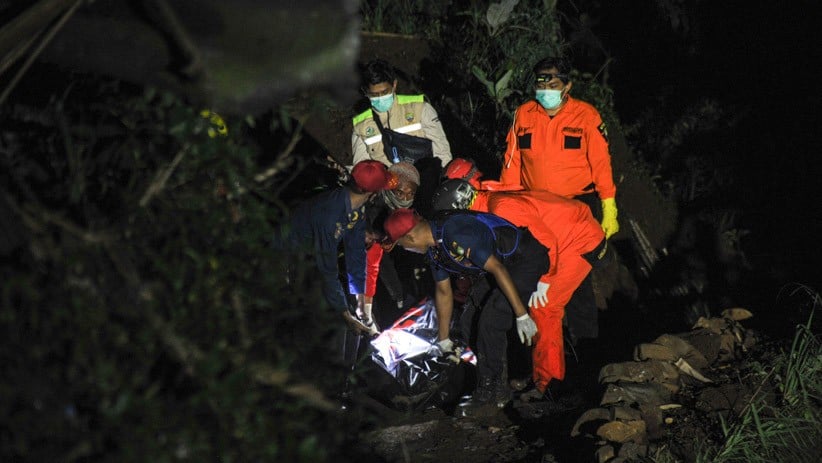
[431, 338, 462, 363]
[600, 197, 619, 239]
[528, 282, 550, 308]
[516, 313, 538, 346]
[355, 301, 379, 336]
[437, 338, 454, 353]
[356, 302, 374, 324]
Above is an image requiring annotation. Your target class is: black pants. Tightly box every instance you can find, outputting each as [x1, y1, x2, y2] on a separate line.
[567, 192, 604, 341]
[412, 157, 443, 220]
[459, 230, 549, 380]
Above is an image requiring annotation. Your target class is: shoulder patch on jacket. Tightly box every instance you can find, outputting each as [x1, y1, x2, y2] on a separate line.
[449, 241, 471, 263]
[598, 122, 609, 142]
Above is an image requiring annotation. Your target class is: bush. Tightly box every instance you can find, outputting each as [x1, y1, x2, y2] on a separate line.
[0, 77, 371, 462]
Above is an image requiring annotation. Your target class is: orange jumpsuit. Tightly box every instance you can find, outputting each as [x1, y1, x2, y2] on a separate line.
[500, 98, 616, 200]
[471, 190, 605, 392]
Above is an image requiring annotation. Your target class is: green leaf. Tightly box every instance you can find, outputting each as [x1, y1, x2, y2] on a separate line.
[486, 0, 519, 36]
[471, 65, 495, 98]
[494, 68, 514, 99]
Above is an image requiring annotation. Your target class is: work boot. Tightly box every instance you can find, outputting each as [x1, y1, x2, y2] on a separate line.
[458, 376, 500, 417]
[519, 387, 548, 403]
[493, 377, 511, 408]
[471, 376, 495, 404]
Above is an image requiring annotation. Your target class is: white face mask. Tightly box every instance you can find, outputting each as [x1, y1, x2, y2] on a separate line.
[535, 89, 563, 110]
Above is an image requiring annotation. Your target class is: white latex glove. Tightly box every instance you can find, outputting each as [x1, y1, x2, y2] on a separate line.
[356, 302, 374, 324]
[431, 339, 461, 363]
[516, 313, 538, 346]
[528, 282, 550, 308]
[437, 338, 454, 353]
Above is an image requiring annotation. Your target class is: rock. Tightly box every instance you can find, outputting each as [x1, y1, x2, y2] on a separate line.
[618, 442, 648, 459]
[596, 420, 647, 444]
[717, 332, 738, 362]
[600, 383, 673, 408]
[598, 360, 680, 386]
[674, 358, 713, 383]
[658, 404, 682, 410]
[365, 419, 440, 455]
[633, 342, 677, 363]
[612, 406, 643, 422]
[595, 444, 615, 463]
[638, 403, 665, 440]
[571, 408, 611, 437]
[721, 307, 753, 321]
[676, 329, 721, 365]
[693, 316, 730, 334]
[651, 334, 710, 370]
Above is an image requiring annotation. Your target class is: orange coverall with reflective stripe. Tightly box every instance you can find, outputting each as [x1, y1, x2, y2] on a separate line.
[471, 190, 605, 391]
[500, 98, 616, 200]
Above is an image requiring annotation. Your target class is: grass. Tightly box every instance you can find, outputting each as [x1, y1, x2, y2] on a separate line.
[695, 286, 821, 463]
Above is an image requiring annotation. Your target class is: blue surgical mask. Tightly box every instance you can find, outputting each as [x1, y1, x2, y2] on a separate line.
[535, 89, 563, 110]
[370, 93, 394, 113]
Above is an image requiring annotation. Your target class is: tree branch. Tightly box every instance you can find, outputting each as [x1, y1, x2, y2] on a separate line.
[139, 143, 188, 207]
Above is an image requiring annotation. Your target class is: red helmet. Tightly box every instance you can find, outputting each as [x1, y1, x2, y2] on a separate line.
[444, 158, 482, 189]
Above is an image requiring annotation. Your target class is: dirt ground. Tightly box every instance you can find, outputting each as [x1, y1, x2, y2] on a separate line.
[342, 301, 786, 463]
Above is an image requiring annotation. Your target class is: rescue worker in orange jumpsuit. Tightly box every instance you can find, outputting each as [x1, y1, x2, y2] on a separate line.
[500, 56, 618, 237]
[497, 57, 620, 344]
[432, 177, 609, 399]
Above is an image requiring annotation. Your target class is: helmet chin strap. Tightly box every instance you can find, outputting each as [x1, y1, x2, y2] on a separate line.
[467, 191, 477, 209]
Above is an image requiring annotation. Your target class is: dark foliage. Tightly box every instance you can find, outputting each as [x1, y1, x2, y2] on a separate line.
[0, 73, 375, 462]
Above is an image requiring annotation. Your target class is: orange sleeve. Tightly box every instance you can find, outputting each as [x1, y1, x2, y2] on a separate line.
[499, 112, 522, 187]
[586, 111, 616, 200]
[490, 196, 559, 280]
[480, 180, 523, 192]
[365, 245, 383, 298]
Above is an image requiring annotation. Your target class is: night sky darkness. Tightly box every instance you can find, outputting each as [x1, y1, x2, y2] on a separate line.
[583, 1, 821, 292]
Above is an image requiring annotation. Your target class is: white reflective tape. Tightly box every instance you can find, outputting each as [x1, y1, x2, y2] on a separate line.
[395, 123, 422, 134]
[364, 134, 382, 145]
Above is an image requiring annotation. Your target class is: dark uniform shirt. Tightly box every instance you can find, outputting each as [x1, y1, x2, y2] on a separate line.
[428, 213, 513, 282]
[285, 187, 366, 311]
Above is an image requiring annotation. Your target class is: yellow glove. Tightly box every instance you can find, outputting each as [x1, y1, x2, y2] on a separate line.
[600, 197, 619, 239]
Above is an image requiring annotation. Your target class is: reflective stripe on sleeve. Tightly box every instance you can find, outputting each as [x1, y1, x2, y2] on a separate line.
[395, 123, 422, 134]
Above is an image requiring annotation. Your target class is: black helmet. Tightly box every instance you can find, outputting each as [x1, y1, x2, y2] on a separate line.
[432, 179, 477, 211]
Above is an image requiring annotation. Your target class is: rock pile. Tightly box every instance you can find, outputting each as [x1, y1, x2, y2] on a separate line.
[571, 308, 757, 462]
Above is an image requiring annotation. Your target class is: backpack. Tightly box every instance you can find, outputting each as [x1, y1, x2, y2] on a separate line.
[427, 210, 520, 274]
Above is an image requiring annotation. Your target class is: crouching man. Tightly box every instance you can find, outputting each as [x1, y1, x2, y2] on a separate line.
[381, 208, 549, 409]
[432, 177, 610, 401]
